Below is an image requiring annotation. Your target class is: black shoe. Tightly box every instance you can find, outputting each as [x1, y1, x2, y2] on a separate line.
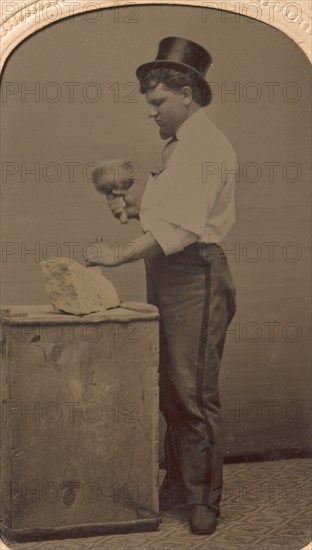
[189, 505, 217, 535]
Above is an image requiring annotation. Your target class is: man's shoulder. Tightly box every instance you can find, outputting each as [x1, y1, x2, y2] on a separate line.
[184, 111, 237, 161]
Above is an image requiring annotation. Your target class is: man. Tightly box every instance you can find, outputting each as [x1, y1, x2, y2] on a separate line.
[86, 37, 237, 535]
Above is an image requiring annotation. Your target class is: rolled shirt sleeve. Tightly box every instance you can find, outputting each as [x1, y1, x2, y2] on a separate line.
[148, 218, 198, 255]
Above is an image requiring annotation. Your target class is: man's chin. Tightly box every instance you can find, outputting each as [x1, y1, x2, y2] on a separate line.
[159, 126, 173, 140]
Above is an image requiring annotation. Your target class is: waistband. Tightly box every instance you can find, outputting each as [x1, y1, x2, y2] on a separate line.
[150, 242, 227, 266]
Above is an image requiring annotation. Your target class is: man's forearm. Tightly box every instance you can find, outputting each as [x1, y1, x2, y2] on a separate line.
[121, 231, 163, 263]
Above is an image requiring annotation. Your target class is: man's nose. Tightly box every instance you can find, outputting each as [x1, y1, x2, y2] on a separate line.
[149, 105, 158, 118]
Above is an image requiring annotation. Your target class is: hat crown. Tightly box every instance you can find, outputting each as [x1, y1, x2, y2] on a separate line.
[156, 37, 212, 77]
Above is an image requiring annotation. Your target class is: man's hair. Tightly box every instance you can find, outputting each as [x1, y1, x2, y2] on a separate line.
[138, 67, 212, 107]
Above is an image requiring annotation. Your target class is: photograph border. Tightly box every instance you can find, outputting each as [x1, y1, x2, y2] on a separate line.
[0, 2, 311, 550]
[0, 0, 311, 74]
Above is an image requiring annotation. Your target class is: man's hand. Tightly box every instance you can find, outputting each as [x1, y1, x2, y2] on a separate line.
[84, 243, 123, 267]
[84, 232, 162, 269]
[107, 190, 140, 221]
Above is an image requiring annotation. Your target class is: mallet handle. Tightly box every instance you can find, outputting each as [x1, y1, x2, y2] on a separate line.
[119, 209, 128, 224]
[110, 190, 129, 224]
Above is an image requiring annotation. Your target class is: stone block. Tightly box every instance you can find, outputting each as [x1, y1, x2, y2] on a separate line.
[40, 258, 119, 315]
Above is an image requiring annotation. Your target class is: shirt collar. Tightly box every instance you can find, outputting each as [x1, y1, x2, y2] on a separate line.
[175, 108, 208, 141]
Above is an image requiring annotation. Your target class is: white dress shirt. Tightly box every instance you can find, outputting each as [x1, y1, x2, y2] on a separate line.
[140, 108, 237, 255]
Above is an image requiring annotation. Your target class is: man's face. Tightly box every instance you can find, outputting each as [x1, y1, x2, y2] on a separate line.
[146, 83, 188, 140]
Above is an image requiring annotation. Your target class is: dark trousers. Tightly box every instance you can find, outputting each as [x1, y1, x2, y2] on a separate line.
[145, 243, 236, 513]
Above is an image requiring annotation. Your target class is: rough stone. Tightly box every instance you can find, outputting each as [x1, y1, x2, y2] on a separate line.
[41, 258, 119, 315]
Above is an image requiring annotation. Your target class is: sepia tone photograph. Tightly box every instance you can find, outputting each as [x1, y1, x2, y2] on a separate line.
[0, 1, 311, 549]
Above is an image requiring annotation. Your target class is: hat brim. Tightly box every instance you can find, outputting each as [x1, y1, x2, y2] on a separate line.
[135, 60, 212, 106]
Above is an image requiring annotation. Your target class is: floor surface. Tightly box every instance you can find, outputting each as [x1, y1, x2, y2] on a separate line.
[2, 458, 311, 550]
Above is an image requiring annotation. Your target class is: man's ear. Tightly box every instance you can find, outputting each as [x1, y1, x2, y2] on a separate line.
[181, 86, 193, 106]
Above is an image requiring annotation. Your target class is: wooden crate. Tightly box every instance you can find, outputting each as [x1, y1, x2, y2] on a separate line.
[0, 302, 160, 542]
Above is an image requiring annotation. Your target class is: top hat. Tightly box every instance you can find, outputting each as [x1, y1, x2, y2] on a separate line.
[136, 37, 213, 105]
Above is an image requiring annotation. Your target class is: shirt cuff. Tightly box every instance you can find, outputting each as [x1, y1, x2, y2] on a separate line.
[148, 219, 197, 255]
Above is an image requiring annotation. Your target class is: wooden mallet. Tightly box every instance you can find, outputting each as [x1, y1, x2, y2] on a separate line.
[91, 158, 137, 224]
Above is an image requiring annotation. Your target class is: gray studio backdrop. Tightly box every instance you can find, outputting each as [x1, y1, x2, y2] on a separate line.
[1, 5, 311, 458]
